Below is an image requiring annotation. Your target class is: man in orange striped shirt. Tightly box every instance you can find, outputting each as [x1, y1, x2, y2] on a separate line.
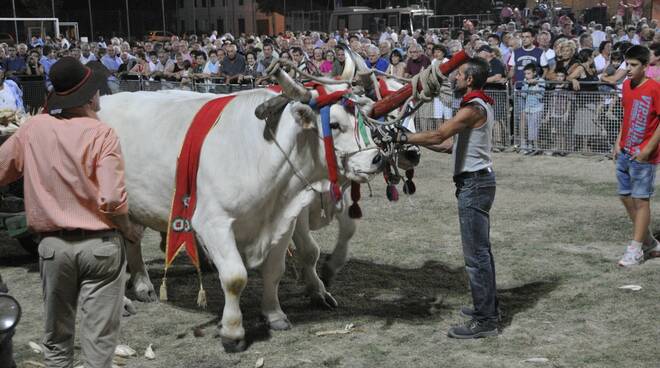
[0, 57, 141, 368]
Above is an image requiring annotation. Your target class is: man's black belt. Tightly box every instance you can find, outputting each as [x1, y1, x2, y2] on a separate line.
[453, 167, 493, 181]
[41, 228, 119, 240]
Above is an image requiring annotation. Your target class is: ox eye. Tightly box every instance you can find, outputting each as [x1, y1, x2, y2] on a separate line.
[329, 122, 341, 130]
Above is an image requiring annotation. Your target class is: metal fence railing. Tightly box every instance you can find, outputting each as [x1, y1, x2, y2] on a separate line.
[414, 88, 511, 149]
[114, 79, 263, 94]
[14, 77, 625, 157]
[513, 81, 621, 155]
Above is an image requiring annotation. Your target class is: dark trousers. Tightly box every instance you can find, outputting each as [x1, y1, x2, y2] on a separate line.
[454, 171, 498, 322]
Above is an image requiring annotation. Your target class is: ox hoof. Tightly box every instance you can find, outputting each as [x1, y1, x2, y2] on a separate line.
[268, 318, 293, 331]
[320, 263, 336, 289]
[221, 337, 247, 353]
[132, 278, 157, 302]
[310, 292, 339, 310]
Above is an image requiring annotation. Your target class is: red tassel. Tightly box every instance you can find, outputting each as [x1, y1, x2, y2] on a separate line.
[348, 181, 362, 218]
[386, 184, 399, 201]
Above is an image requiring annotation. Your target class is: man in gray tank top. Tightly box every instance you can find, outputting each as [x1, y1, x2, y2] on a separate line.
[377, 57, 499, 338]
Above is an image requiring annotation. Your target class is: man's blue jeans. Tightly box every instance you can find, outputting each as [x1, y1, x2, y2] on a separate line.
[454, 170, 498, 322]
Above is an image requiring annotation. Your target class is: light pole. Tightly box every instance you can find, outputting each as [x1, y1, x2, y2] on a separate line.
[125, 0, 131, 41]
[52, 0, 56, 17]
[162, 0, 166, 33]
[88, 0, 94, 39]
[11, 0, 17, 42]
[193, 0, 197, 35]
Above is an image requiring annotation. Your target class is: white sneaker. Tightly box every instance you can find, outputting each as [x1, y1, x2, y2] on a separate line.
[618, 245, 644, 267]
[643, 239, 660, 258]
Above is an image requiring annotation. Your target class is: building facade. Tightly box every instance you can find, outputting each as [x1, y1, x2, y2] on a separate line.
[174, 0, 284, 36]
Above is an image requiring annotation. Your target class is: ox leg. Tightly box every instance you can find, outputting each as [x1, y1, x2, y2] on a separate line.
[320, 209, 356, 288]
[196, 227, 248, 353]
[261, 227, 295, 331]
[292, 209, 338, 309]
[126, 223, 157, 302]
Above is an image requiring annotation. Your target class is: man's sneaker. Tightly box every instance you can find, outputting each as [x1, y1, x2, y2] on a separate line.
[618, 245, 644, 267]
[459, 306, 503, 322]
[643, 240, 660, 259]
[447, 318, 498, 339]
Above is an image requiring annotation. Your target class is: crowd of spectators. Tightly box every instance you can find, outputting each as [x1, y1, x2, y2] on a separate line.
[0, 4, 658, 153]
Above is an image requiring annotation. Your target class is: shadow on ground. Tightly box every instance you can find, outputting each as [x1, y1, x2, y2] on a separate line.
[142, 254, 560, 345]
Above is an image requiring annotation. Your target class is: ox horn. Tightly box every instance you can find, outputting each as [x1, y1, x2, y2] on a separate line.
[338, 42, 356, 81]
[273, 67, 312, 103]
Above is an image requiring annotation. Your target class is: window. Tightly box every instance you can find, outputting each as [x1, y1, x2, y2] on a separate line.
[217, 17, 224, 32]
[194, 0, 197, 7]
[202, 0, 206, 7]
[181, 20, 186, 33]
[211, 0, 215, 6]
[238, 0, 243, 5]
[178, 0, 184, 8]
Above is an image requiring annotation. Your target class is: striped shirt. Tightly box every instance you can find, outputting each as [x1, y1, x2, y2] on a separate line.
[0, 114, 128, 232]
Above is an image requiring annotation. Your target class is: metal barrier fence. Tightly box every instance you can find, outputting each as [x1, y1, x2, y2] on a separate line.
[414, 88, 511, 149]
[114, 79, 262, 94]
[513, 82, 622, 155]
[15, 78, 624, 157]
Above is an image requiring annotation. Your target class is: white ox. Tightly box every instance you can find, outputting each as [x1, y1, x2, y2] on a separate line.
[291, 77, 421, 308]
[98, 71, 382, 352]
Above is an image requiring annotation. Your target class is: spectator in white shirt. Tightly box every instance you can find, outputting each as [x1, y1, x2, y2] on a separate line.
[147, 51, 161, 73]
[594, 40, 612, 74]
[591, 24, 607, 49]
[79, 43, 97, 64]
[202, 50, 221, 78]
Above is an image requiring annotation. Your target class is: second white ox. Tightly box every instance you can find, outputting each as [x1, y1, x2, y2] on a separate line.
[98, 71, 382, 352]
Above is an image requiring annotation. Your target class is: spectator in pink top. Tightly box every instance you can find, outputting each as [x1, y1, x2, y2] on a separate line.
[319, 50, 335, 76]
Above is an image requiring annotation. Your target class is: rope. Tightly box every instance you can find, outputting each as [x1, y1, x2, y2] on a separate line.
[266, 124, 322, 195]
[372, 69, 411, 83]
[410, 63, 448, 103]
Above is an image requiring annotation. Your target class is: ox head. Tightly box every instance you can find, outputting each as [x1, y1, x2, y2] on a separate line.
[271, 68, 383, 183]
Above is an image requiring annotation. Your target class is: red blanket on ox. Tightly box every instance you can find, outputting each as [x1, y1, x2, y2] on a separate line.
[161, 95, 235, 306]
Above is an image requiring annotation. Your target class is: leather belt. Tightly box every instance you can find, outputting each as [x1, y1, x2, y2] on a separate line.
[453, 167, 494, 181]
[41, 228, 119, 240]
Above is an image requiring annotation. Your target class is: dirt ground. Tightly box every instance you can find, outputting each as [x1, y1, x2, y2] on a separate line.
[3, 151, 659, 368]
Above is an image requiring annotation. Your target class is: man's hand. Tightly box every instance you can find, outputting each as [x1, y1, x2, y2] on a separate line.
[613, 144, 621, 160]
[633, 148, 652, 163]
[122, 222, 143, 244]
[109, 213, 143, 244]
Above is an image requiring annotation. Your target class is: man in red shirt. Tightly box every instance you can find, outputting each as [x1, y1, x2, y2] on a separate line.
[614, 45, 660, 266]
[0, 57, 141, 367]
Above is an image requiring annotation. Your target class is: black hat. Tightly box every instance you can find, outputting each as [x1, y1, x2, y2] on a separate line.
[45, 56, 107, 114]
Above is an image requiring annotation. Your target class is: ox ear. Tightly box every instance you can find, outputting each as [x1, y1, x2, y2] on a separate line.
[290, 103, 317, 130]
